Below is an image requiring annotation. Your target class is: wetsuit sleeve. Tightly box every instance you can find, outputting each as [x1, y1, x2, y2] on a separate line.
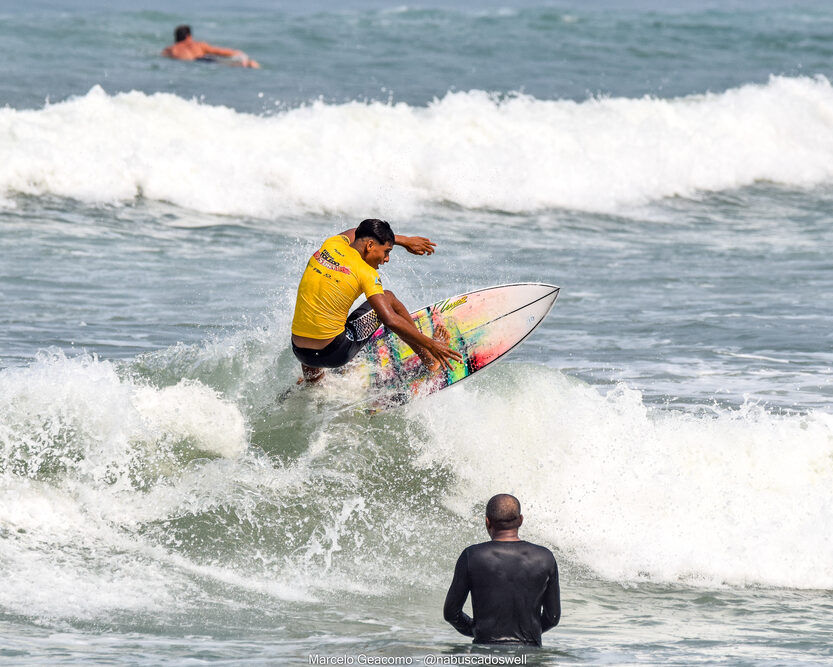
[540, 557, 561, 633]
[443, 550, 474, 637]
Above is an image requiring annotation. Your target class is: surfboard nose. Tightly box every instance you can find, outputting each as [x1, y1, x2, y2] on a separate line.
[515, 283, 560, 318]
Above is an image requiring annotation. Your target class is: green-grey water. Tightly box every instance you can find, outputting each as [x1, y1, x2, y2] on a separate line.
[1, 1, 832, 664]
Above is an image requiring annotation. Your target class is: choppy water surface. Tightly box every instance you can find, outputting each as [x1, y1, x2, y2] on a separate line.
[1, 1, 832, 664]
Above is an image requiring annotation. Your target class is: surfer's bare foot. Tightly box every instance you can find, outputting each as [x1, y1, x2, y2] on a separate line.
[418, 322, 452, 372]
[301, 364, 324, 383]
[414, 347, 438, 371]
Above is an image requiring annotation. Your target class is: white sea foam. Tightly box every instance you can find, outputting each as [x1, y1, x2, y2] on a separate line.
[2, 77, 833, 216]
[0, 352, 247, 483]
[0, 352, 326, 618]
[3, 348, 832, 620]
[413, 365, 833, 589]
[0, 479, 183, 619]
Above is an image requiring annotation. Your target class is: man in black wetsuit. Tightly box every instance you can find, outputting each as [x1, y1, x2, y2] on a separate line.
[443, 494, 561, 646]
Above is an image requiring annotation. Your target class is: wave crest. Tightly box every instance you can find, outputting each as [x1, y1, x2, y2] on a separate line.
[3, 77, 833, 216]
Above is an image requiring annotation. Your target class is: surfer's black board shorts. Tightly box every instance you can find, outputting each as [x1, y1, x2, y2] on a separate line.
[291, 301, 381, 369]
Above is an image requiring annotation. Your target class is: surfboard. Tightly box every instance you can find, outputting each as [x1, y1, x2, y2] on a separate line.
[344, 283, 559, 410]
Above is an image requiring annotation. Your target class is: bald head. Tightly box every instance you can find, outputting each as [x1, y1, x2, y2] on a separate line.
[486, 493, 522, 531]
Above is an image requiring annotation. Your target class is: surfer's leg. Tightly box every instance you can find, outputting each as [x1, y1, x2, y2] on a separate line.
[345, 301, 381, 344]
[292, 338, 352, 383]
[387, 292, 412, 320]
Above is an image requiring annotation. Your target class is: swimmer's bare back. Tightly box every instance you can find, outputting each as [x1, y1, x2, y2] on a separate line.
[162, 41, 260, 68]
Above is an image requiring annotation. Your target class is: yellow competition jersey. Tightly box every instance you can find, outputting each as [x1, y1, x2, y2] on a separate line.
[292, 235, 385, 339]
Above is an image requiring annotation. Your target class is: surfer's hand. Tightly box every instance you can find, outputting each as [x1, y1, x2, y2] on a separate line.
[428, 340, 463, 371]
[400, 236, 436, 255]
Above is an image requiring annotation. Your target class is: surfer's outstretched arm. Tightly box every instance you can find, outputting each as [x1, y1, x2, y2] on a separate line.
[339, 228, 436, 256]
[394, 235, 436, 255]
[368, 292, 462, 371]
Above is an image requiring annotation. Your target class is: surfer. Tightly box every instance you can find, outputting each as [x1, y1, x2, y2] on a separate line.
[443, 493, 561, 646]
[291, 219, 462, 383]
[162, 25, 260, 68]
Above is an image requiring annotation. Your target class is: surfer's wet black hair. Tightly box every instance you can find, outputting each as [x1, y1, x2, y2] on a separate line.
[355, 219, 395, 246]
[486, 493, 522, 530]
[174, 25, 191, 42]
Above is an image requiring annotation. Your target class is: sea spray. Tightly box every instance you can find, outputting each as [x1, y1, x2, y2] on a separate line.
[2, 347, 831, 627]
[0, 351, 247, 486]
[411, 365, 833, 589]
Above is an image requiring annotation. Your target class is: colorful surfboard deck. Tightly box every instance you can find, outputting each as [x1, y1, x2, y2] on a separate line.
[344, 283, 559, 411]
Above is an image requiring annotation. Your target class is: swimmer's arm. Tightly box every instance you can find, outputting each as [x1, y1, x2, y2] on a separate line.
[338, 228, 437, 255]
[443, 550, 475, 637]
[196, 43, 259, 67]
[540, 559, 561, 632]
[201, 43, 260, 67]
[200, 42, 239, 58]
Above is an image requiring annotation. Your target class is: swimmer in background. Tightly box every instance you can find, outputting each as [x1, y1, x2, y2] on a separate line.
[162, 25, 260, 68]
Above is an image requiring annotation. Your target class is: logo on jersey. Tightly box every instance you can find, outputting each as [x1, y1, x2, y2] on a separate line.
[314, 249, 351, 274]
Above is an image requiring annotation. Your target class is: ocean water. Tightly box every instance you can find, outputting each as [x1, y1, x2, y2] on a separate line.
[1, 1, 833, 664]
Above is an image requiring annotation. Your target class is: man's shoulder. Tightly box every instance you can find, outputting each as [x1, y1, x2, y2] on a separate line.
[324, 234, 350, 245]
[467, 540, 555, 561]
[323, 235, 354, 258]
[525, 540, 556, 564]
